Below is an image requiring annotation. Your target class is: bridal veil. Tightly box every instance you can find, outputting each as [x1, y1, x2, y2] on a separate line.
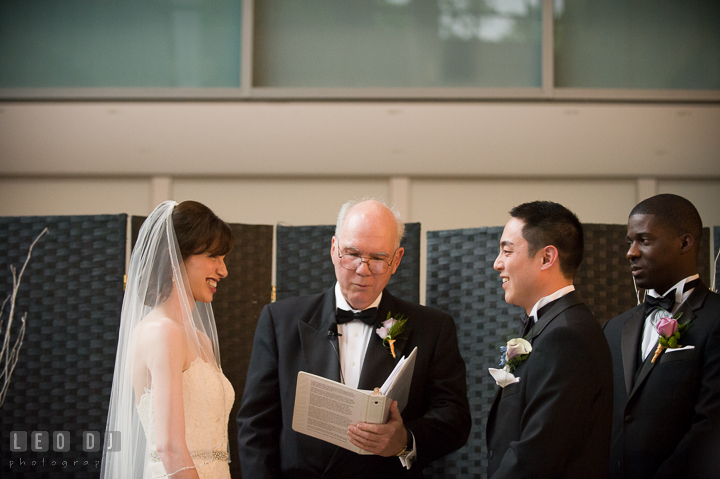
[100, 201, 224, 478]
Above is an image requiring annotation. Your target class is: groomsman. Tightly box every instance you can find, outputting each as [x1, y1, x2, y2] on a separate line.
[603, 194, 720, 479]
[486, 200, 613, 479]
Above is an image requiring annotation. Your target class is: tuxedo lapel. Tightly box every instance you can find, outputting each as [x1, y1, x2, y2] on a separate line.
[621, 306, 645, 395]
[357, 291, 409, 391]
[676, 282, 707, 327]
[528, 291, 582, 343]
[628, 284, 708, 398]
[630, 348, 656, 398]
[486, 386, 503, 441]
[298, 289, 342, 382]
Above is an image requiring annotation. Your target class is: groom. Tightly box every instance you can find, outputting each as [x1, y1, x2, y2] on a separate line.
[486, 200, 613, 478]
[237, 199, 471, 478]
[603, 194, 720, 478]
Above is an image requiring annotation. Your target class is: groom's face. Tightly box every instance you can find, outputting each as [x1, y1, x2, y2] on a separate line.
[494, 217, 544, 313]
[331, 205, 404, 311]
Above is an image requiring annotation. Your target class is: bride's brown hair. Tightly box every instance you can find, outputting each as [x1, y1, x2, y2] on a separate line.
[172, 200, 234, 259]
[145, 201, 234, 306]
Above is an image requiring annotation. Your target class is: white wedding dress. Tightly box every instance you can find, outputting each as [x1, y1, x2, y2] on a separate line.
[137, 358, 235, 479]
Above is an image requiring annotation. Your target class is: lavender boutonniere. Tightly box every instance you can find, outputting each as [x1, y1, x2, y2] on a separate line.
[375, 312, 408, 358]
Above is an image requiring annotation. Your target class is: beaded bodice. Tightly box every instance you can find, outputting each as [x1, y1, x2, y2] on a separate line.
[137, 358, 234, 478]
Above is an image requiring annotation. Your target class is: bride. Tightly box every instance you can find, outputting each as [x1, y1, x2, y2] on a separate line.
[101, 200, 235, 478]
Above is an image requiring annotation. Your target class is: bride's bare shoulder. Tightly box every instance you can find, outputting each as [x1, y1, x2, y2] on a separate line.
[134, 312, 185, 348]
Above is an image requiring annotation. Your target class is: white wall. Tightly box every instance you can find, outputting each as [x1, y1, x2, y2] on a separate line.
[1, 101, 718, 221]
[3, 176, 718, 228]
[1, 102, 719, 178]
[1, 101, 718, 301]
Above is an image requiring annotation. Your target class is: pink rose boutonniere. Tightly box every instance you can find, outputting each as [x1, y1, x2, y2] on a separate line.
[652, 312, 689, 363]
[375, 312, 408, 358]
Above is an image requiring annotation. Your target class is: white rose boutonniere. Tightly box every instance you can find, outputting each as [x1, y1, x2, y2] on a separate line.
[488, 338, 533, 388]
[502, 338, 532, 372]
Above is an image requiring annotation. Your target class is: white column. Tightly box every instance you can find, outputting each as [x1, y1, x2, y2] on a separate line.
[388, 177, 411, 221]
[150, 176, 173, 212]
[388, 176, 424, 304]
[636, 178, 657, 203]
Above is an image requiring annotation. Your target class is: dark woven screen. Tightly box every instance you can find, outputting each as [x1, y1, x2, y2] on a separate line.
[1, 215, 126, 479]
[713, 226, 719, 292]
[131, 217, 273, 479]
[574, 224, 642, 324]
[423, 223, 679, 478]
[276, 223, 421, 303]
[425, 227, 523, 478]
[212, 224, 273, 479]
[699, 227, 712, 288]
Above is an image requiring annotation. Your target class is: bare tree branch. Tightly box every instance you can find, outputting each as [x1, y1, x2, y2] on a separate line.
[0, 227, 48, 408]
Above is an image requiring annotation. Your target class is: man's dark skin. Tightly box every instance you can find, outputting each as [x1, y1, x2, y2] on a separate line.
[626, 213, 698, 295]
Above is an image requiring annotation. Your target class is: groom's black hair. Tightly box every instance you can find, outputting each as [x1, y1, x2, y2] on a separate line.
[510, 200, 584, 280]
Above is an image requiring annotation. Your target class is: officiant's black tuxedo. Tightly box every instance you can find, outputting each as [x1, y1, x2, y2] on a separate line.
[486, 291, 613, 479]
[603, 281, 720, 479]
[236, 287, 471, 479]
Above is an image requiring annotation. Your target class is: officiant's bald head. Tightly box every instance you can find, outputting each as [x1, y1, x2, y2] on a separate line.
[330, 200, 405, 310]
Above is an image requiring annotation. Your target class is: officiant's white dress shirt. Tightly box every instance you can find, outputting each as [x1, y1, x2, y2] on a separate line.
[334, 282, 416, 469]
[335, 282, 379, 389]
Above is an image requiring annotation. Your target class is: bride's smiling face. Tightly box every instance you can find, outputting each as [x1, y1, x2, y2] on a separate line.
[184, 252, 228, 303]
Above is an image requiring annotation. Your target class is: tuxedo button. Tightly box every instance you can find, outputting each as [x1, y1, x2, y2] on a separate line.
[488, 450, 494, 459]
[624, 415, 633, 423]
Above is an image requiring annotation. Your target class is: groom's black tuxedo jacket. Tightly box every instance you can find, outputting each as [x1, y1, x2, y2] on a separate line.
[236, 287, 471, 479]
[486, 291, 613, 479]
[603, 281, 720, 479]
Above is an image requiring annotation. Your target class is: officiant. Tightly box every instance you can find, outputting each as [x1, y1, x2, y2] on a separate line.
[237, 199, 471, 479]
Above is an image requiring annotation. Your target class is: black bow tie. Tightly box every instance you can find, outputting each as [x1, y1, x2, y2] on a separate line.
[519, 314, 533, 338]
[642, 278, 700, 318]
[644, 290, 676, 318]
[336, 307, 378, 326]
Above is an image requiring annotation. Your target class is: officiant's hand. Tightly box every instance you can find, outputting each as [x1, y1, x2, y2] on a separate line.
[348, 401, 407, 457]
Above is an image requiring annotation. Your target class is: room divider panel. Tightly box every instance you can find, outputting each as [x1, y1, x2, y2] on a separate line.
[276, 223, 421, 303]
[211, 223, 273, 479]
[1, 215, 126, 479]
[714, 226, 719, 291]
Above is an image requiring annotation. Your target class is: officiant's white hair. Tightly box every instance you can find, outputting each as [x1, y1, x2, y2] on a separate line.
[335, 198, 405, 249]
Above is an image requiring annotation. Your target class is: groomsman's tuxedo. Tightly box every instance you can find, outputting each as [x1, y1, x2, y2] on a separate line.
[486, 290, 613, 479]
[236, 286, 471, 479]
[603, 280, 720, 479]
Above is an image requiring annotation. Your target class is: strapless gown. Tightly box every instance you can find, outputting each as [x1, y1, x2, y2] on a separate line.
[137, 358, 235, 479]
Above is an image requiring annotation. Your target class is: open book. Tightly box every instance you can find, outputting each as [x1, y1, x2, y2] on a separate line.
[291, 347, 418, 454]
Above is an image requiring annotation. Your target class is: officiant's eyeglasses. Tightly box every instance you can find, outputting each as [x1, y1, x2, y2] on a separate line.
[337, 247, 398, 274]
